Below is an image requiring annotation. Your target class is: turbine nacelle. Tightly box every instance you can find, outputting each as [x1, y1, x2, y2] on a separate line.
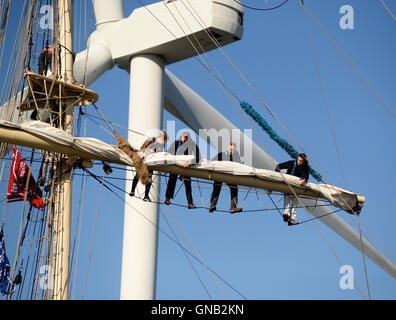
[111, 0, 243, 69]
[73, 0, 244, 84]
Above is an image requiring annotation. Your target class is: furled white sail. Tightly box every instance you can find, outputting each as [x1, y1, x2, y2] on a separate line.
[0, 120, 363, 214]
[144, 152, 364, 214]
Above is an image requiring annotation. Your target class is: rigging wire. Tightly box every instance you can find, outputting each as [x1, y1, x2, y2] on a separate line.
[137, 0, 288, 179]
[161, 0, 363, 221]
[81, 174, 104, 300]
[177, 0, 334, 188]
[76, 1, 374, 298]
[8, 149, 36, 300]
[81, 0, 96, 87]
[70, 169, 88, 299]
[159, 206, 213, 299]
[169, 0, 283, 165]
[356, 214, 371, 299]
[82, 167, 248, 300]
[152, 181, 227, 299]
[71, 167, 337, 213]
[149, 180, 213, 299]
[0, 0, 10, 49]
[170, 9, 368, 300]
[232, 0, 289, 11]
[1, 0, 392, 300]
[177, 0, 389, 270]
[0, 0, 29, 117]
[379, 0, 396, 21]
[81, 111, 149, 138]
[92, 103, 116, 135]
[0, 0, 11, 72]
[297, 0, 396, 118]
[81, 159, 373, 299]
[179, 0, 394, 213]
[302, 10, 348, 189]
[303, 10, 372, 298]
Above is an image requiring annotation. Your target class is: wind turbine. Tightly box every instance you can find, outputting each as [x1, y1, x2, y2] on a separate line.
[73, 0, 245, 299]
[73, 0, 396, 300]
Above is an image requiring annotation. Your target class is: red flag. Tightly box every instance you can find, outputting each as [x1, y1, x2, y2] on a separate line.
[6, 146, 45, 209]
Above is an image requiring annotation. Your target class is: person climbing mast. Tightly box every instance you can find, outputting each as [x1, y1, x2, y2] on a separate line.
[275, 153, 309, 226]
[38, 44, 53, 76]
[31, 43, 54, 121]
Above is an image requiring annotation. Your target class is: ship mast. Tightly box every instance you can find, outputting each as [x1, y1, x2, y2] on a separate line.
[52, 0, 74, 300]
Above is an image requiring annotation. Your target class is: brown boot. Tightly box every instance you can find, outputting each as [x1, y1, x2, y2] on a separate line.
[188, 203, 197, 209]
[209, 206, 216, 213]
[230, 207, 242, 214]
[288, 219, 299, 226]
[164, 198, 171, 205]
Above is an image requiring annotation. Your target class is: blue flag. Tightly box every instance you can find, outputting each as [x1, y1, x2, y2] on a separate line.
[0, 228, 15, 296]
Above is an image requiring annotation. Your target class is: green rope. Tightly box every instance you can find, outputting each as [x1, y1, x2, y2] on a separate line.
[240, 101, 323, 182]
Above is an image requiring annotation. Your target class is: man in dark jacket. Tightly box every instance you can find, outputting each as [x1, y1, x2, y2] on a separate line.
[31, 46, 53, 121]
[129, 130, 168, 202]
[275, 153, 309, 225]
[38, 46, 53, 75]
[209, 142, 243, 214]
[164, 132, 201, 209]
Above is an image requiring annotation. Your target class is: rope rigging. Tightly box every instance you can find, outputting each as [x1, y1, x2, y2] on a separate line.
[0, 143, 376, 300]
[296, 0, 396, 119]
[81, 166, 248, 300]
[1, 0, 394, 300]
[232, 0, 289, 11]
[239, 101, 323, 182]
[124, 2, 382, 300]
[75, 160, 372, 299]
[76, 160, 343, 224]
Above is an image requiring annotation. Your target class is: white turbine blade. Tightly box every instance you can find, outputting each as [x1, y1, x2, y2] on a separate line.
[0, 86, 30, 124]
[73, 0, 124, 85]
[93, 0, 124, 29]
[163, 69, 396, 279]
[303, 197, 396, 278]
[73, 44, 114, 85]
[164, 69, 276, 169]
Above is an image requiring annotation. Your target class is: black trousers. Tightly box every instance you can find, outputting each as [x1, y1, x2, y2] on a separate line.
[131, 170, 153, 197]
[210, 182, 238, 209]
[165, 174, 193, 204]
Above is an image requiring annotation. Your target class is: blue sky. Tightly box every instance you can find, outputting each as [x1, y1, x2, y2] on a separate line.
[1, 0, 395, 300]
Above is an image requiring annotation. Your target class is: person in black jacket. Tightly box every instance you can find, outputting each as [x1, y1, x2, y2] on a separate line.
[31, 46, 53, 121]
[164, 132, 201, 209]
[275, 153, 309, 225]
[209, 142, 243, 214]
[38, 46, 53, 76]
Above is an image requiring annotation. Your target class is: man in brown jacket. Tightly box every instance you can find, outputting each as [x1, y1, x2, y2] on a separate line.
[129, 130, 168, 201]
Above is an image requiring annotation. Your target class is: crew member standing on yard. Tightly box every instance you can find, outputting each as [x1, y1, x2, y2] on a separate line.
[209, 142, 243, 214]
[164, 132, 201, 209]
[275, 153, 309, 225]
[129, 130, 168, 202]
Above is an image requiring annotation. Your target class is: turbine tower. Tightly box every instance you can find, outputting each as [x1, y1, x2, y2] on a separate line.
[73, 0, 396, 300]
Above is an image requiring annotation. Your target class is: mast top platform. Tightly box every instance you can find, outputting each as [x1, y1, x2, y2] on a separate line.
[18, 72, 99, 112]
